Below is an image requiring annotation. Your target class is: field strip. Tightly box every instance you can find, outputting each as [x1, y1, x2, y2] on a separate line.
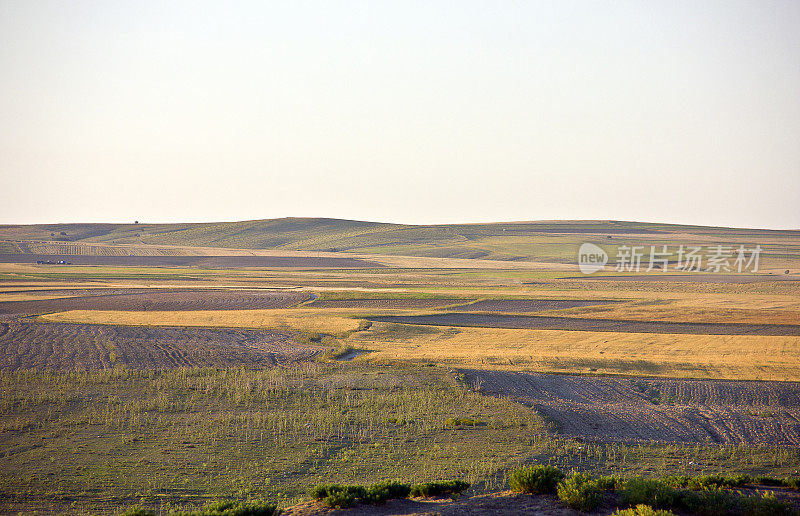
[39, 308, 361, 334]
[347, 324, 800, 381]
[367, 313, 800, 336]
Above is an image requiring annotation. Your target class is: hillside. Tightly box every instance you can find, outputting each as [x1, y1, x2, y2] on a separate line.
[1, 218, 798, 264]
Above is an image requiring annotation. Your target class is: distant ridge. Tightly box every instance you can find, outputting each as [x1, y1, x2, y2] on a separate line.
[1, 218, 797, 263]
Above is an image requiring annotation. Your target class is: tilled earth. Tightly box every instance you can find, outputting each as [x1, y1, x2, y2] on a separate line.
[460, 369, 800, 446]
[0, 288, 310, 316]
[0, 321, 320, 370]
[369, 313, 800, 336]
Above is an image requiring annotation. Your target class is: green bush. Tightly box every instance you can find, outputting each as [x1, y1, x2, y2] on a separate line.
[785, 477, 800, 490]
[680, 487, 735, 516]
[687, 474, 751, 490]
[169, 501, 280, 516]
[597, 475, 621, 491]
[557, 472, 603, 511]
[311, 481, 412, 507]
[741, 491, 797, 516]
[121, 509, 155, 516]
[620, 478, 681, 510]
[410, 480, 470, 497]
[362, 481, 411, 505]
[662, 476, 691, 488]
[611, 505, 677, 516]
[754, 476, 784, 486]
[322, 490, 358, 509]
[509, 464, 565, 494]
[309, 484, 366, 508]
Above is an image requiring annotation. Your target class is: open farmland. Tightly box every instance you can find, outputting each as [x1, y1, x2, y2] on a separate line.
[0, 218, 798, 514]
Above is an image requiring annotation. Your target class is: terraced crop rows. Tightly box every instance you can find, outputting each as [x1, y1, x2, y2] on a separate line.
[0, 322, 319, 370]
[462, 369, 800, 445]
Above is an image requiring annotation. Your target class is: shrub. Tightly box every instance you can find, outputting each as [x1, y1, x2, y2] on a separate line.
[309, 484, 366, 508]
[611, 505, 677, 516]
[741, 491, 796, 516]
[597, 475, 621, 491]
[754, 476, 784, 486]
[410, 480, 470, 497]
[620, 478, 680, 510]
[785, 477, 800, 490]
[557, 472, 603, 512]
[311, 481, 412, 507]
[509, 465, 565, 494]
[121, 509, 155, 516]
[681, 487, 735, 516]
[362, 481, 411, 505]
[169, 501, 280, 516]
[687, 473, 751, 490]
[662, 475, 690, 488]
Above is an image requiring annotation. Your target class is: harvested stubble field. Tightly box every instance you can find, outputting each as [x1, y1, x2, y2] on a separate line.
[0, 321, 319, 370]
[348, 323, 800, 381]
[460, 369, 800, 446]
[368, 313, 800, 336]
[0, 288, 309, 316]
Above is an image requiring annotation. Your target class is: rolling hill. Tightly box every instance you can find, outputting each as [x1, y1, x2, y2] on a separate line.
[1, 218, 798, 265]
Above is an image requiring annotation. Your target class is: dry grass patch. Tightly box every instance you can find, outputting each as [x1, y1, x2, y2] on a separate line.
[349, 324, 800, 381]
[40, 308, 362, 334]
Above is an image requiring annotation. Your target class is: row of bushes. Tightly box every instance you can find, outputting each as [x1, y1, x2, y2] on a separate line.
[310, 479, 470, 508]
[122, 500, 279, 516]
[120, 469, 799, 515]
[509, 464, 799, 515]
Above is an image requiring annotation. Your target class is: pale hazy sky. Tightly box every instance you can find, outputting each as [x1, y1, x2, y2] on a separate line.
[1, 1, 799, 228]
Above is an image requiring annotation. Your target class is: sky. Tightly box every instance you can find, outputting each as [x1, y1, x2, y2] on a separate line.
[1, 1, 799, 229]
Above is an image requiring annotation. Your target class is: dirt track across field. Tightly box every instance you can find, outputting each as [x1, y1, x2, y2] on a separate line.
[0, 288, 309, 316]
[368, 313, 800, 336]
[0, 253, 383, 268]
[460, 369, 800, 446]
[0, 321, 320, 370]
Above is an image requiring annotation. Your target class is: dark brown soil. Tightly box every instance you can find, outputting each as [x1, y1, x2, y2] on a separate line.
[0, 253, 383, 268]
[0, 289, 309, 316]
[368, 314, 800, 336]
[460, 369, 800, 445]
[0, 321, 320, 371]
